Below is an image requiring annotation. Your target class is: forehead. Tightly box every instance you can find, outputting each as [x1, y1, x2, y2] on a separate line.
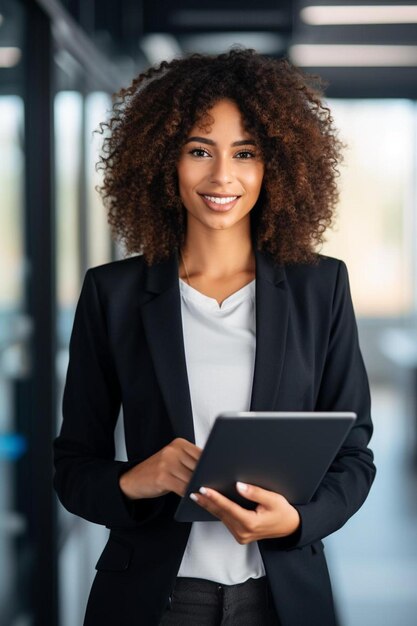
[192, 99, 247, 134]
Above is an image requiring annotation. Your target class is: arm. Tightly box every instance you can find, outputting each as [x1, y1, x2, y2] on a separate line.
[265, 260, 376, 549]
[53, 270, 165, 527]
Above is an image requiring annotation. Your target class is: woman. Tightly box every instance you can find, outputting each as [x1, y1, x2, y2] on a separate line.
[53, 48, 376, 626]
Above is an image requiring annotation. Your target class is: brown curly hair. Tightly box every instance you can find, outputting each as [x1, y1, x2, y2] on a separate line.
[95, 47, 344, 266]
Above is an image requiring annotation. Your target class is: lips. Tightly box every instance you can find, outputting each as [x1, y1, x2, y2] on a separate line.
[198, 193, 241, 212]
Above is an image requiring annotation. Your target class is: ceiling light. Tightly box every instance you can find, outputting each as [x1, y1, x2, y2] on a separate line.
[300, 5, 417, 25]
[0, 47, 21, 68]
[140, 34, 182, 64]
[183, 32, 285, 55]
[290, 44, 417, 66]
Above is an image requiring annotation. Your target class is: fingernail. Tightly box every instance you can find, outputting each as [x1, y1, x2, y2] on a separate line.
[190, 493, 199, 502]
[199, 486, 207, 495]
[236, 481, 248, 492]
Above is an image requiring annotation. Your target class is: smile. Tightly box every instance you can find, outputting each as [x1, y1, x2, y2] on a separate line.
[202, 195, 238, 204]
[198, 194, 241, 212]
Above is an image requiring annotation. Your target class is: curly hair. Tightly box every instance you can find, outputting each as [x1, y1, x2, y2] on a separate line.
[95, 47, 345, 266]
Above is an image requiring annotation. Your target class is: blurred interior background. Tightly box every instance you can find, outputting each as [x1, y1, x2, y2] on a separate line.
[1, 1, 417, 624]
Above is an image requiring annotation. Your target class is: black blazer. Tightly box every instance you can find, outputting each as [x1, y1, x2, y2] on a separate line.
[53, 248, 376, 626]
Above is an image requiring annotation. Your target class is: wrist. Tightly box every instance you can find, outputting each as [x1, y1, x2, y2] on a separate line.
[282, 505, 301, 537]
[289, 506, 301, 534]
[119, 470, 137, 500]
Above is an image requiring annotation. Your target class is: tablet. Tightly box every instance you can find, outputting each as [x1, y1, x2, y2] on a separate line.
[174, 411, 356, 522]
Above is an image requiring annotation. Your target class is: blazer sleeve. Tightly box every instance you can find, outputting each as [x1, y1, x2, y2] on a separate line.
[53, 269, 165, 528]
[261, 260, 376, 550]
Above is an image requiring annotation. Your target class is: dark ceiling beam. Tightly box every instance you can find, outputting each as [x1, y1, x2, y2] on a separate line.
[143, 0, 293, 34]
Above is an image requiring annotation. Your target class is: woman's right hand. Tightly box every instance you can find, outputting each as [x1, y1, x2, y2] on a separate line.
[118, 438, 202, 500]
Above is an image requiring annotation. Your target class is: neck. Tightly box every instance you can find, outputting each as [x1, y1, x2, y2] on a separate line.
[180, 217, 255, 280]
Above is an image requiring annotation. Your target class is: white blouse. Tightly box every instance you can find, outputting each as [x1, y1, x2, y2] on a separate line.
[177, 277, 266, 584]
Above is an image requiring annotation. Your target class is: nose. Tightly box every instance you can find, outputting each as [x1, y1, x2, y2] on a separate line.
[209, 155, 234, 185]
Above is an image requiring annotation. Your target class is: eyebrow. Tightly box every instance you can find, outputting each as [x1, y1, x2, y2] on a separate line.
[184, 136, 256, 147]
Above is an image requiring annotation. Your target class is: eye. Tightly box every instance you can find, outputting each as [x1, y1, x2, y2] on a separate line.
[235, 150, 256, 159]
[188, 147, 211, 158]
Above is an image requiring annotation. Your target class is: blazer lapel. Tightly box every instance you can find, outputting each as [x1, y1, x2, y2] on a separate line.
[250, 248, 289, 411]
[140, 251, 196, 443]
[140, 248, 289, 443]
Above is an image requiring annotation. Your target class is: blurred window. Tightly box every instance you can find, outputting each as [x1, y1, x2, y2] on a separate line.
[55, 90, 112, 347]
[0, 90, 27, 626]
[321, 100, 416, 317]
[55, 91, 82, 308]
[0, 96, 24, 310]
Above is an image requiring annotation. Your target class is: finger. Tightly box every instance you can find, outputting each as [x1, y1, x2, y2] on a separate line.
[179, 455, 198, 472]
[188, 490, 223, 522]
[181, 440, 203, 458]
[170, 476, 191, 497]
[170, 465, 194, 485]
[235, 482, 281, 507]
[179, 444, 201, 470]
[192, 487, 250, 524]
[183, 449, 202, 463]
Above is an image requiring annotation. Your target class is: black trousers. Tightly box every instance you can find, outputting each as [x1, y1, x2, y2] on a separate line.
[159, 576, 281, 625]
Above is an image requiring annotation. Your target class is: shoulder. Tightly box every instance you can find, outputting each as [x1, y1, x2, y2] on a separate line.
[285, 252, 344, 274]
[87, 254, 146, 281]
[82, 254, 148, 307]
[85, 254, 146, 289]
[283, 253, 350, 312]
[284, 253, 347, 284]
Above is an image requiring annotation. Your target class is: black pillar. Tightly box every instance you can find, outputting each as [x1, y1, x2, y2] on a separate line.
[23, 1, 58, 624]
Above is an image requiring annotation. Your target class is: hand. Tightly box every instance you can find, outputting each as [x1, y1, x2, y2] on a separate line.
[119, 438, 202, 500]
[190, 482, 301, 544]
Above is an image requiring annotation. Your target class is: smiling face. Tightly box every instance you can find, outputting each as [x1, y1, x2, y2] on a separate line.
[176, 99, 264, 233]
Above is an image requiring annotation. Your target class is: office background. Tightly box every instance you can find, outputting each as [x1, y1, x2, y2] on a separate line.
[1, 0, 417, 624]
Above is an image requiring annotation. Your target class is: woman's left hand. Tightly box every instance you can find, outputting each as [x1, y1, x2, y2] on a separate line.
[190, 482, 301, 544]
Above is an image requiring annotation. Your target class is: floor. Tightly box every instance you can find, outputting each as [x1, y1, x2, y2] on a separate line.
[324, 382, 417, 626]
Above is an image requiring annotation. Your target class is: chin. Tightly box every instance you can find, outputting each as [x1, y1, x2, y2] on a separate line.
[204, 216, 238, 230]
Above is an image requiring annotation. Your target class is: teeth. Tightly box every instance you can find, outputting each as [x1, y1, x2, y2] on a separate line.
[203, 195, 238, 205]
